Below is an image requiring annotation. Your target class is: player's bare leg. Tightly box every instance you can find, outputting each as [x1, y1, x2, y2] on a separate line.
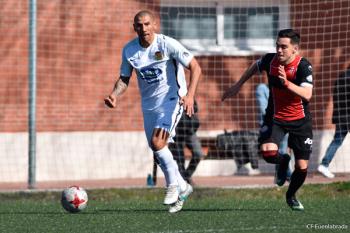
[261, 142, 291, 186]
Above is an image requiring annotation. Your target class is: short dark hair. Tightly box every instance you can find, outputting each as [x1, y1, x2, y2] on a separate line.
[278, 29, 300, 45]
[134, 10, 155, 24]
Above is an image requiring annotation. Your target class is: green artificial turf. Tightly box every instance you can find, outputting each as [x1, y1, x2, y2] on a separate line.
[0, 182, 349, 233]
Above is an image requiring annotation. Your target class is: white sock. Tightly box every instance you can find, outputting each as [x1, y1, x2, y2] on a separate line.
[154, 146, 178, 186]
[154, 153, 170, 186]
[173, 159, 188, 192]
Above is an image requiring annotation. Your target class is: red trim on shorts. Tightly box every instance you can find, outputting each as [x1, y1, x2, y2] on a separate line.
[261, 150, 278, 157]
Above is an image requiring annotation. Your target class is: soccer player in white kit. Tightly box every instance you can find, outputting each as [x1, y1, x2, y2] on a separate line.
[104, 10, 201, 213]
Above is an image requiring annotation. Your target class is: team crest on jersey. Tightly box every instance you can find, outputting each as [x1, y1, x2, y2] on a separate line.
[154, 51, 163, 60]
[287, 67, 296, 76]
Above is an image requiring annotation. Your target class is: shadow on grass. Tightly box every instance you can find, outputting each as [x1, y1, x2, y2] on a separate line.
[0, 206, 280, 215]
[94, 207, 280, 214]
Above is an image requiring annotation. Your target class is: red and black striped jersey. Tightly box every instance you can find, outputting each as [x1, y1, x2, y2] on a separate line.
[257, 53, 313, 122]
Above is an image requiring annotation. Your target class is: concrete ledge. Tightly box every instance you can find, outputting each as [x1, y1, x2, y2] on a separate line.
[0, 130, 349, 182]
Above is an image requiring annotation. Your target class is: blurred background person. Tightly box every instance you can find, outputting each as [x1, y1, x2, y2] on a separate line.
[169, 100, 203, 185]
[318, 65, 350, 178]
[256, 82, 291, 184]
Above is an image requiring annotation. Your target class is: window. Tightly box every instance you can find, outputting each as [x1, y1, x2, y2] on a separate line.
[161, 7, 217, 40]
[160, 0, 290, 55]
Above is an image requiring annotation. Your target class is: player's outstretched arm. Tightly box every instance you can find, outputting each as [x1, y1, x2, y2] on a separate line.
[181, 58, 202, 117]
[104, 76, 130, 108]
[221, 62, 258, 101]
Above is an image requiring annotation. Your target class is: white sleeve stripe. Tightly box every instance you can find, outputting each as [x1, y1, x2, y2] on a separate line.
[301, 82, 313, 88]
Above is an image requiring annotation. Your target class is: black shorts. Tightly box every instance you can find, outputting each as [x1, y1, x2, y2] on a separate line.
[258, 124, 272, 147]
[259, 117, 313, 160]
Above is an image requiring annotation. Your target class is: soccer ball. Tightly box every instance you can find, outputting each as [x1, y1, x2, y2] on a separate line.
[61, 186, 88, 213]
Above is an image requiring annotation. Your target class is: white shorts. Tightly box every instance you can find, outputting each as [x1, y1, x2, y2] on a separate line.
[143, 98, 183, 146]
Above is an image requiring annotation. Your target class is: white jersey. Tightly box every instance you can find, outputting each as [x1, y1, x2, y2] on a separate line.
[120, 34, 193, 111]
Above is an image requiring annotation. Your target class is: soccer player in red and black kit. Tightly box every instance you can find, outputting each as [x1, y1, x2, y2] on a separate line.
[222, 29, 313, 211]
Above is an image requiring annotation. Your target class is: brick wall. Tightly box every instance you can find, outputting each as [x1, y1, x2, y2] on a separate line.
[291, 0, 350, 129]
[1, 0, 349, 133]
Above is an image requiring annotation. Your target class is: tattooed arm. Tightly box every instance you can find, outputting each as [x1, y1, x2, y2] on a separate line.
[104, 76, 130, 108]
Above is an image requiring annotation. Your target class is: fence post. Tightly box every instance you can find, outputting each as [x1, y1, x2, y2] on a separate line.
[28, 0, 37, 189]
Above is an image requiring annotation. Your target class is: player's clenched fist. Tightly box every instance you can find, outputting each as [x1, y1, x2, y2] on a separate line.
[104, 94, 117, 108]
